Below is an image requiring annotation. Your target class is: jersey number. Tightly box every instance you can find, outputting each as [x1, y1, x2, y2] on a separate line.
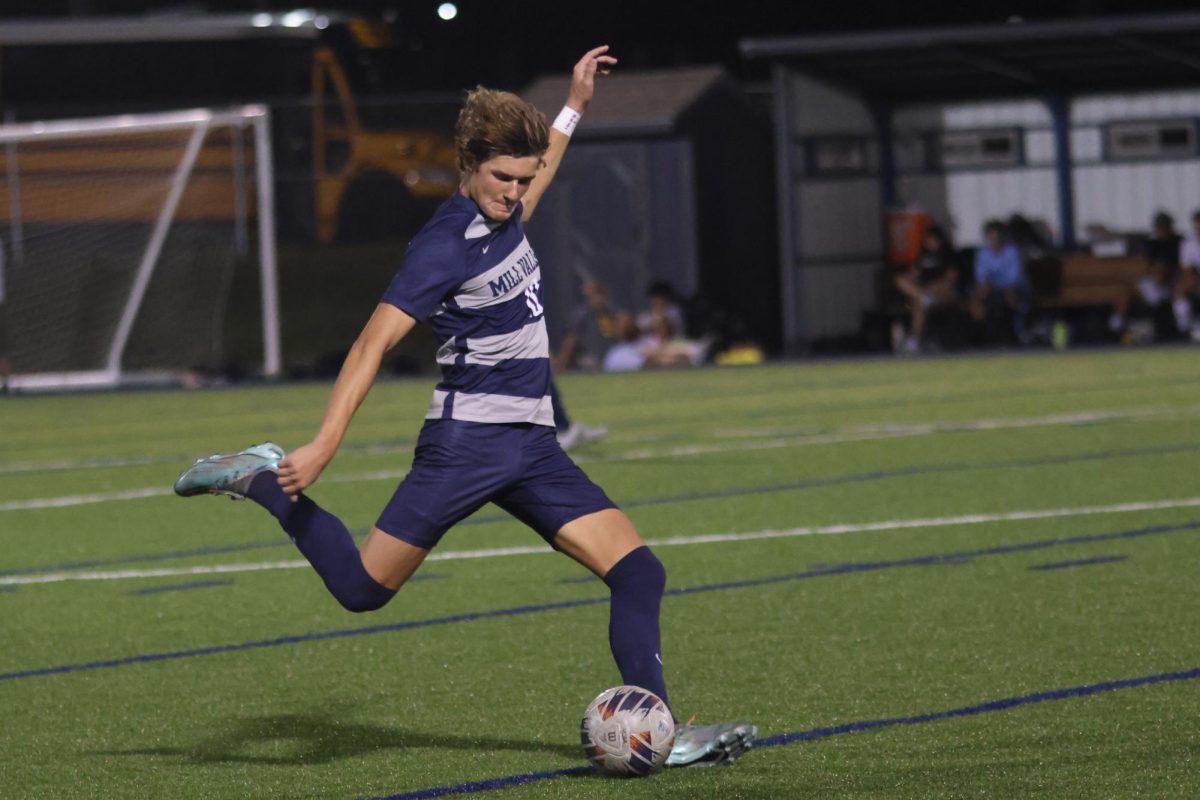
[525, 280, 544, 318]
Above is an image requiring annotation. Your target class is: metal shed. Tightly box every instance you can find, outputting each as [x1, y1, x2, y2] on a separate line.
[742, 12, 1200, 353]
[522, 66, 779, 353]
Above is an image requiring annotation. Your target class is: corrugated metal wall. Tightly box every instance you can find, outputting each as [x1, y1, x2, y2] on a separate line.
[776, 72, 1200, 347]
[1072, 89, 1200, 235]
[894, 100, 1059, 246]
[895, 91, 1200, 243]
[780, 72, 882, 343]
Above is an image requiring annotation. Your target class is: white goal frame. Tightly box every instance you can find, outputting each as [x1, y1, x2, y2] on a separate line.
[2, 104, 281, 392]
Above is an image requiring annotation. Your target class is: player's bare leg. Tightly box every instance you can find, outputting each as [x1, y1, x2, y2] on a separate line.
[360, 528, 430, 589]
[554, 508, 644, 576]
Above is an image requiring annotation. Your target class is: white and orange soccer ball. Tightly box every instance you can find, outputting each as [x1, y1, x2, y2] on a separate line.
[579, 685, 675, 776]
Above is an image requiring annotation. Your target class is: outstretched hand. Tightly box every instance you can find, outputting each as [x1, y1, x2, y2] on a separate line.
[567, 45, 617, 111]
[276, 441, 335, 501]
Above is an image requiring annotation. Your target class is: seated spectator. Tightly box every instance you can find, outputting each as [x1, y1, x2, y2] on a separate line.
[602, 313, 647, 372]
[1110, 210, 1180, 336]
[971, 219, 1032, 344]
[892, 225, 961, 354]
[555, 279, 621, 371]
[1175, 210, 1200, 340]
[636, 280, 687, 340]
[602, 312, 708, 372]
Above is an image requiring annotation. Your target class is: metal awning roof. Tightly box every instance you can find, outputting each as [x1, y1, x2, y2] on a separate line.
[523, 66, 727, 138]
[740, 12, 1200, 102]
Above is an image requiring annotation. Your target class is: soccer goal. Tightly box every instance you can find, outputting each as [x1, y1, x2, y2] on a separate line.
[0, 105, 280, 392]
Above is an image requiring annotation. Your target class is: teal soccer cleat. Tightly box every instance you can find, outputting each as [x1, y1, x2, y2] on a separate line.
[173, 442, 285, 499]
[665, 720, 758, 767]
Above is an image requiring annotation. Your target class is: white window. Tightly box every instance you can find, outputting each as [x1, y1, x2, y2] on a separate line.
[1105, 120, 1196, 160]
[809, 138, 874, 176]
[937, 129, 1022, 169]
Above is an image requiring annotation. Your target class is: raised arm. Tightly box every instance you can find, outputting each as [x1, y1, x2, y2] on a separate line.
[522, 45, 617, 222]
[277, 303, 417, 497]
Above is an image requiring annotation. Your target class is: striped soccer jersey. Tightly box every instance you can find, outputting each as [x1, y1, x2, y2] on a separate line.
[381, 192, 553, 426]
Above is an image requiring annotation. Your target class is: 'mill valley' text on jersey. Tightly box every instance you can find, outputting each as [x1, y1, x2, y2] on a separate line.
[381, 193, 553, 426]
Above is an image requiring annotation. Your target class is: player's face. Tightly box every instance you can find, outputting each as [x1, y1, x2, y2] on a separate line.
[462, 155, 541, 221]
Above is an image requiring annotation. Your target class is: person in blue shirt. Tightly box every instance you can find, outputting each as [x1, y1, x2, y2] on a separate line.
[971, 219, 1031, 343]
[174, 45, 754, 767]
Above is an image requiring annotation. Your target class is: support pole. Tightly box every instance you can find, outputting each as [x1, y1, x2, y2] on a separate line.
[1047, 94, 1076, 250]
[253, 109, 282, 378]
[105, 120, 209, 376]
[772, 63, 801, 354]
[873, 104, 896, 210]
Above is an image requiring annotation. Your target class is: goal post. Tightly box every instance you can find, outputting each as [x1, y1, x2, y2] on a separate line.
[0, 105, 280, 392]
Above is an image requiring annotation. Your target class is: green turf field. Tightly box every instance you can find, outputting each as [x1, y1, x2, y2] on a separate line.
[3, 348, 1200, 799]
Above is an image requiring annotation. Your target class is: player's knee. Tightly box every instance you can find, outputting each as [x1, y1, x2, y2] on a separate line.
[642, 549, 666, 596]
[336, 582, 396, 613]
[604, 545, 666, 598]
[331, 568, 398, 613]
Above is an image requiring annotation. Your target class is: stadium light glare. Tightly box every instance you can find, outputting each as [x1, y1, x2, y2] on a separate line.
[437, 3, 458, 21]
[251, 13, 273, 28]
[281, 9, 316, 28]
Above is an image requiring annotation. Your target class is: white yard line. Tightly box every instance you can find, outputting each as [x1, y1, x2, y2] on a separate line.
[569, 407, 1181, 463]
[709, 407, 1176, 440]
[0, 455, 162, 475]
[5, 496, 1199, 586]
[4, 403, 1190, 478]
[0, 470, 406, 513]
[2, 405, 1195, 513]
[0, 487, 173, 510]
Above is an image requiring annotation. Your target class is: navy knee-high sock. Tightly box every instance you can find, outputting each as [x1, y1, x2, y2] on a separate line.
[550, 379, 571, 432]
[247, 472, 395, 612]
[603, 546, 669, 709]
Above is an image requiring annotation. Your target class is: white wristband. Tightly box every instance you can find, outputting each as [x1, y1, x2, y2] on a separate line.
[552, 105, 581, 136]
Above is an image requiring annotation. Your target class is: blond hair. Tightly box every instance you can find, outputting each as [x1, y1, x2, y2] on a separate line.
[455, 87, 549, 175]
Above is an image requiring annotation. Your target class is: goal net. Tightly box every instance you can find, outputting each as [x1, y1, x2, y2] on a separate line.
[0, 105, 280, 392]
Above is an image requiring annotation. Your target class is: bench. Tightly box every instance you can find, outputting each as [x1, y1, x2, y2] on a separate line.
[1026, 254, 1146, 309]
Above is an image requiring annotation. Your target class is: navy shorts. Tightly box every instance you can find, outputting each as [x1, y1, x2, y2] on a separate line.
[375, 420, 618, 549]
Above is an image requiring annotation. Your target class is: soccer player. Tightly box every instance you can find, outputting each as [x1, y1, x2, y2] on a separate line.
[175, 46, 755, 767]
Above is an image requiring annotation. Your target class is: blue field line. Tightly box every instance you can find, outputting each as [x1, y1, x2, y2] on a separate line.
[7, 440, 1200, 579]
[0, 530, 370, 577]
[368, 766, 594, 800]
[129, 579, 234, 596]
[1028, 555, 1129, 571]
[0, 596, 613, 682]
[3, 518, 1199, 684]
[756, 665, 1200, 748]
[368, 664, 1200, 800]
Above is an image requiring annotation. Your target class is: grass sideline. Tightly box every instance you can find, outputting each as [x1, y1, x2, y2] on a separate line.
[2, 349, 1200, 799]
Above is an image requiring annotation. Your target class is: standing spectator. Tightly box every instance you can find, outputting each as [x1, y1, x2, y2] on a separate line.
[971, 220, 1031, 344]
[1175, 210, 1200, 340]
[892, 225, 960, 354]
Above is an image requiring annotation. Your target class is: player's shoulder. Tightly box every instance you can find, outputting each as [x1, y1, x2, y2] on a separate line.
[409, 196, 475, 251]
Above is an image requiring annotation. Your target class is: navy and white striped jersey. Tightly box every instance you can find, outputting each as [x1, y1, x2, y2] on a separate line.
[381, 192, 553, 427]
